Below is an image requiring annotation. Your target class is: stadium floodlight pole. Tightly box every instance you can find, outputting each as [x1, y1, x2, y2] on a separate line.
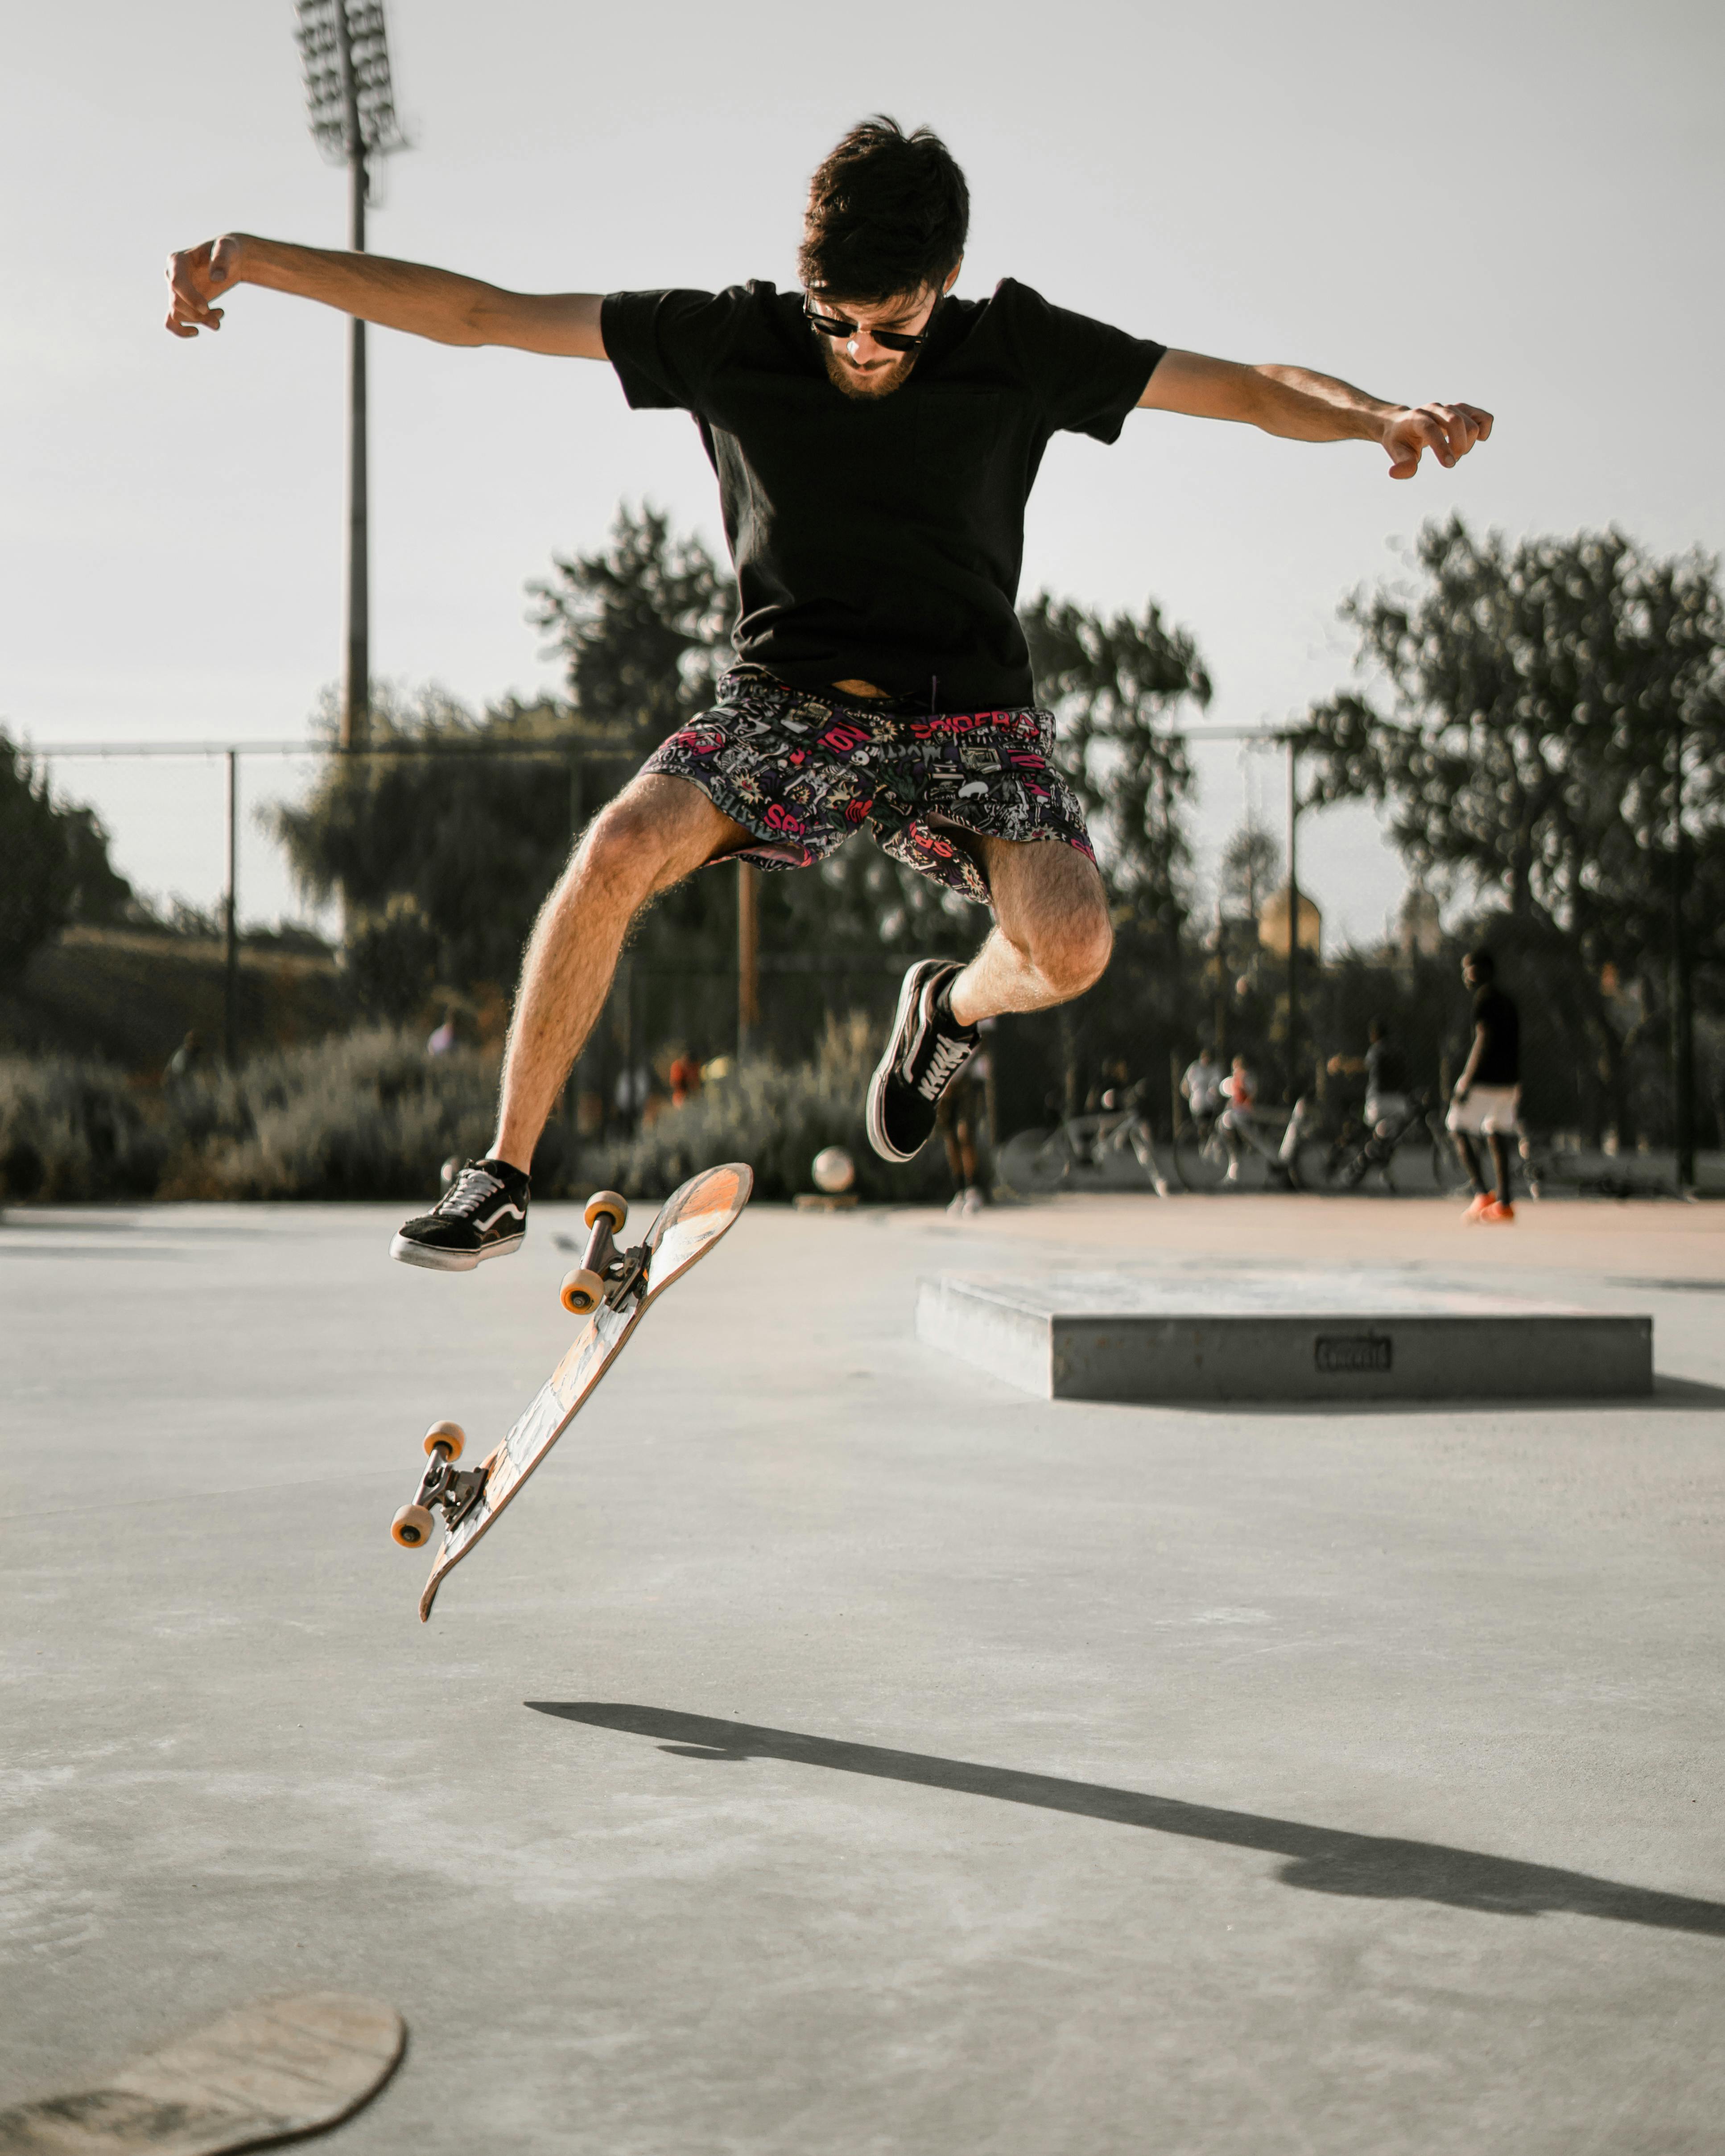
[294, 1, 408, 754]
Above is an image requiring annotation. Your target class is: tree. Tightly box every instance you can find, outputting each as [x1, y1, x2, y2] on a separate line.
[1302, 518, 1725, 1138]
[1019, 592, 1209, 940]
[272, 684, 585, 990]
[274, 509, 747, 1006]
[0, 735, 132, 980]
[1218, 820, 1282, 921]
[527, 503, 737, 748]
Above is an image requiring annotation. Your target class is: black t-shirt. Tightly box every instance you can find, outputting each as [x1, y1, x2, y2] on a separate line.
[601, 279, 1165, 712]
[1365, 1037, 1408, 1094]
[1472, 985, 1520, 1084]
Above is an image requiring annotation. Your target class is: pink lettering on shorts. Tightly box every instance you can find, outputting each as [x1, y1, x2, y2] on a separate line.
[844, 797, 873, 824]
[820, 722, 872, 755]
[763, 802, 806, 838]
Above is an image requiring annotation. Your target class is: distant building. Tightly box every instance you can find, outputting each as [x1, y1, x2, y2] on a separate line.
[1258, 885, 1322, 959]
[1397, 886, 1444, 962]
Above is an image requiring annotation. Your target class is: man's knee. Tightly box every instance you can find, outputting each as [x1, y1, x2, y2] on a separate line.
[575, 779, 722, 899]
[1024, 897, 1113, 1000]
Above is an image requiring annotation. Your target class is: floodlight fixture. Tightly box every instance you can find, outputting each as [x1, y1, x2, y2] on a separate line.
[295, 0, 407, 173]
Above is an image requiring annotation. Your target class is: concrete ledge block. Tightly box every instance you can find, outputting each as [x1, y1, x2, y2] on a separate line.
[916, 1271, 1653, 1403]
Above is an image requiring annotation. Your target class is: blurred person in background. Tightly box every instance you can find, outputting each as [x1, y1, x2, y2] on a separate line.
[667, 1050, 702, 1110]
[1218, 1054, 1258, 1183]
[937, 1040, 990, 1215]
[1181, 1044, 1224, 1129]
[1329, 1018, 1409, 1136]
[1448, 951, 1520, 1223]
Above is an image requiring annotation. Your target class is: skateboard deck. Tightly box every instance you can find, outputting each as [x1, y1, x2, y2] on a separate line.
[413, 1161, 752, 1622]
[0, 1992, 404, 2155]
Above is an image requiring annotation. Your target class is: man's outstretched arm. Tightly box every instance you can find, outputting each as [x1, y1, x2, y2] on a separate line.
[163, 234, 606, 358]
[1139, 349, 1491, 479]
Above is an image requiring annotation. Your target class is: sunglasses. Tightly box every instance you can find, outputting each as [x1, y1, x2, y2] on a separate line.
[804, 296, 935, 355]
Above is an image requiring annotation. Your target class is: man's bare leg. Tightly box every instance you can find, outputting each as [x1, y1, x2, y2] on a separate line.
[946, 837, 1114, 1025]
[864, 835, 1113, 1165]
[489, 775, 744, 1174]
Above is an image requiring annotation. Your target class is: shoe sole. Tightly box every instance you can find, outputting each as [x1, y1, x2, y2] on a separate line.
[866, 960, 951, 1164]
[389, 1230, 525, 1271]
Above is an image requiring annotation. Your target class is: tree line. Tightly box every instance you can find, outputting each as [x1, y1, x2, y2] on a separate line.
[4, 503, 1720, 1149]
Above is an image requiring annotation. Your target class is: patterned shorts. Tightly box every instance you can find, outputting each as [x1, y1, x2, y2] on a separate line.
[641, 666, 1095, 906]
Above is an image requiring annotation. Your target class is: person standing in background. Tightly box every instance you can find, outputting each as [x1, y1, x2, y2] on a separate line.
[1447, 950, 1520, 1222]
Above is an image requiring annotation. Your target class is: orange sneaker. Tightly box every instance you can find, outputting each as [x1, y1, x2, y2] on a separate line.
[1481, 1199, 1516, 1223]
[1463, 1192, 1493, 1222]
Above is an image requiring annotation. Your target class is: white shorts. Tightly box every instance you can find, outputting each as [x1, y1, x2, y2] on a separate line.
[1364, 1091, 1410, 1133]
[1446, 1084, 1520, 1135]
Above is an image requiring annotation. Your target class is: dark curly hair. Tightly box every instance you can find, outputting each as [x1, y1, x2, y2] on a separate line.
[797, 116, 970, 304]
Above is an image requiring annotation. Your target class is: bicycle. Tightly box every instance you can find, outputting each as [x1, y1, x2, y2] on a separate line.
[1323, 1089, 1469, 1193]
[996, 1083, 1171, 1197]
[1171, 1096, 1325, 1193]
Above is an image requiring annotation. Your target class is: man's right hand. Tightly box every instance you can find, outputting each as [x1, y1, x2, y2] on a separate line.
[165, 236, 246, 339]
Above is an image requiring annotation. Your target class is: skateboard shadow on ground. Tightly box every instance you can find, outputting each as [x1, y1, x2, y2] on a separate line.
[527, 1703, 1725, 1939]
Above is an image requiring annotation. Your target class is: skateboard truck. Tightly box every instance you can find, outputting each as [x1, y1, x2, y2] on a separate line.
[391, 1193, 652, 1556]
[392, 1421, 485, 1548]
[559, 1191, 650, 1318]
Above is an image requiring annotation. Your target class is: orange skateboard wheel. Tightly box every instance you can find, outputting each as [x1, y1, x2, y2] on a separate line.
[561, 1267, 604, 1316]
[583, 1190, 628, 1232]
[423, 1420, 465, 1460]
[392, 1503, 435, 1548]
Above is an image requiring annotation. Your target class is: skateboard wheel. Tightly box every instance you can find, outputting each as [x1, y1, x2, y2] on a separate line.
[583, 1190, 628, 1232]
[561, 1266, 604, 1316]
[392, 1503, 435, 1548]
[422, 1419, 465, 1461]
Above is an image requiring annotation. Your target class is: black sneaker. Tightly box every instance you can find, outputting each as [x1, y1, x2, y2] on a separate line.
[390, 1158, 530, 1271]
[867, 959, 979, 1164]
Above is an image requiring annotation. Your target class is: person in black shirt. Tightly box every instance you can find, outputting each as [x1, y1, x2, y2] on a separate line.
[165, 118, 1494, 1270]
[1446, 950, 1522, 1221]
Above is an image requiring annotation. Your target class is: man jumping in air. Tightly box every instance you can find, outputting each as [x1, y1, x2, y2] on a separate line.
[165, 118, 1492, 1270]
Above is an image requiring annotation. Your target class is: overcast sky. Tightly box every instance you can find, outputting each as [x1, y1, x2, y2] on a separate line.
[4, 0, 1721, 943]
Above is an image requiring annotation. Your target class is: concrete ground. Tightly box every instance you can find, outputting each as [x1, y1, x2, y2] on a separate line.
[4, 1191, 1724, 2154]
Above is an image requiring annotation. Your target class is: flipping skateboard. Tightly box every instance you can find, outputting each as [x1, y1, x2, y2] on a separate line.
[392, 1161, 752, 1622]
[0, 1992, 404, 2155]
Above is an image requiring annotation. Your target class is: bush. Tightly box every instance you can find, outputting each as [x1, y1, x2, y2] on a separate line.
[589, 1014, 955, 1203]
[0, 1016, 957, 1208]
[0, 1057, 168, 1200]
[160, 1029, 505, 1200]
[344, 895, 442, 1023]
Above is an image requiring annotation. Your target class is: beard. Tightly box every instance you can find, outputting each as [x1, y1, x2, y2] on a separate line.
[817, 338, 919, 402]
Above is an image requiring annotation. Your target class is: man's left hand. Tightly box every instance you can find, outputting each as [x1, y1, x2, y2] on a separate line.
[1382, 401, 1493, 479]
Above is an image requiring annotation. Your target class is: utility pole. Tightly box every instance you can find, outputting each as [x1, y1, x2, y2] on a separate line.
[223, 749, 239, 1066]
[294, 2, 407, 753]
[737, 861, 760, 1060]
[1285, 735, 1301, 1101]
[1672, 713, 1695, 1190]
